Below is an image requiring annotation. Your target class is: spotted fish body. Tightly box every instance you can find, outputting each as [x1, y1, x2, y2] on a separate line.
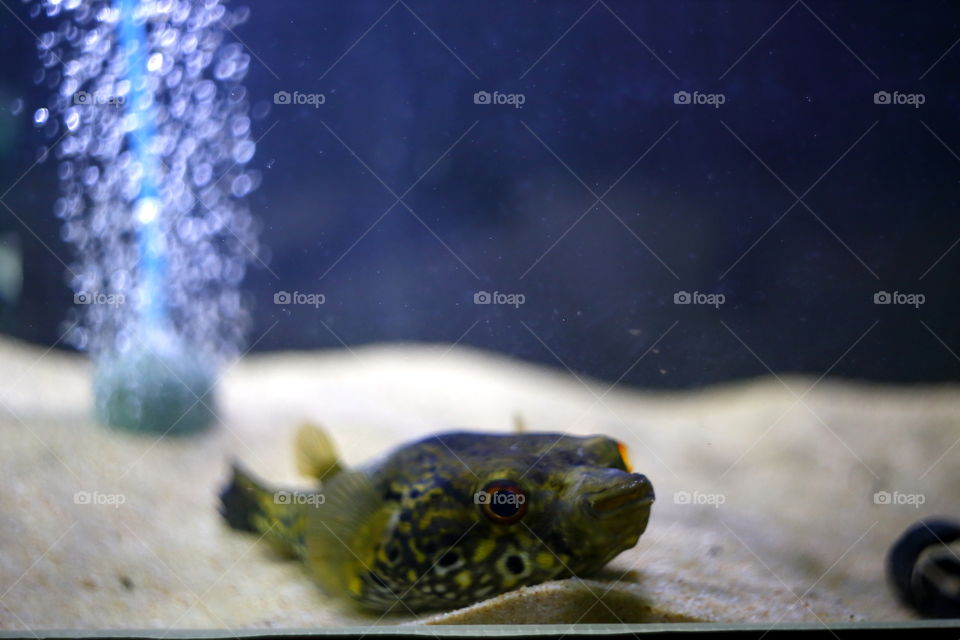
[220, 428, 654, 612]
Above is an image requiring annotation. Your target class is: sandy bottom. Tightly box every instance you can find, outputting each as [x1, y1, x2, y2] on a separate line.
[0, 337, 956, 630]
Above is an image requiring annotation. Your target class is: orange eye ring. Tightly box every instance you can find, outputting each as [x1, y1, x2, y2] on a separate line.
[616, 441, 633, 473]
[478, 481, 528, 524]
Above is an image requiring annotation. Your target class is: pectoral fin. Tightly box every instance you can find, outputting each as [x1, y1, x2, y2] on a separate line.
[302, 470, 393, 601]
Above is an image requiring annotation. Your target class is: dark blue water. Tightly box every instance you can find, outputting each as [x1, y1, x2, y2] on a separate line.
[1, 0, 959, 388]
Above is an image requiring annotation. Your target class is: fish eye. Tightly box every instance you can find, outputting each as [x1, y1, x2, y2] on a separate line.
[478, 481, 528, 524]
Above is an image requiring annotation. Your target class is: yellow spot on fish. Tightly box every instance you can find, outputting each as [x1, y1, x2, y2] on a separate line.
[455, 570, 472, 589]
[473, 538, 495, 563]
[407, 569, 417, 582]
[418, 507, 455, 531]
[536, 552, 554, 569]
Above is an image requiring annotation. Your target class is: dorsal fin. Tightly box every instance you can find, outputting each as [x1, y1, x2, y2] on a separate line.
[513, 413, 528, 433]
[294, 422, 344, 481]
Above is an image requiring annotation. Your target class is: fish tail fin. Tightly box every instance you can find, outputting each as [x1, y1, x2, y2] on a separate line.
[294, 422, 343, 481]
[219, 462, 308, 558]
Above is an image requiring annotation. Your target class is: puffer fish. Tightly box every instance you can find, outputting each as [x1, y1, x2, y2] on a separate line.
[219, 424, 654, 612]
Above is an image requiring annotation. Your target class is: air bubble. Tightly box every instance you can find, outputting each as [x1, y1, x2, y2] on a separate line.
[230, 115, 250, 137]
[192, 163, 212, 187]
[213, 59, 234, 80]
[65, 108, 80, 131]
[230, 173, 251, 198]
[82, 166, 100, 186]
[194, 80, 216, 103]
[231, 139, 254, 163]
[147, 52, 164, 72]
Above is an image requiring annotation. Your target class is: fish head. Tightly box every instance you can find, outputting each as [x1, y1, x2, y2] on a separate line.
[465, 433, 654, 576]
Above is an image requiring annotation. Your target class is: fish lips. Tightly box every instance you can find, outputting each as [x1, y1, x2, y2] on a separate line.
[585, 473, 655, 519]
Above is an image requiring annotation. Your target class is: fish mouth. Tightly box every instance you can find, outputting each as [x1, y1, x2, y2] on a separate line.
[586, 473, 655, 518]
